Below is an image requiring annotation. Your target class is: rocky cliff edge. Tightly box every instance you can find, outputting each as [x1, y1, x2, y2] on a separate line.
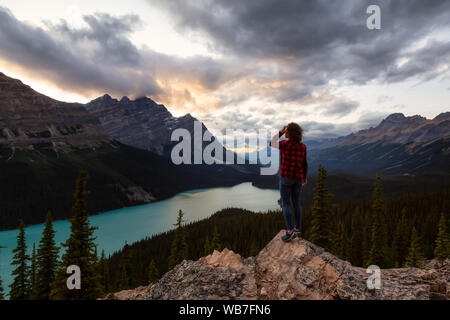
[107, 230, 449, 300]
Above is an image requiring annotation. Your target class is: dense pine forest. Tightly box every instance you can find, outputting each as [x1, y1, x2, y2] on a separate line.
[101, 168, 450, 294]
[1, 168, 449, 299]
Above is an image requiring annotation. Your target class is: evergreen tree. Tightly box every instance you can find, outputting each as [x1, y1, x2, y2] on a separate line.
[119, 263, 129, 290]
[367, 215, 385, 267]
[168, 210, 189, 269]
[0, 274, 4, 300]
[349, 209, 363, 266]
[361, 216, 371, 267]
[30, 243, 37, 299]
[392, 208, 409, 267]
[434, 213, 450, 262]
[116, 243, 132, 291]
[148, 259, 159, 283]
[405, 227, 425, 267]
[367, 170, 387, 267]
[9, 219, 30, 300]
[0, 245, 4, 300]
[210, 225, 222, 252]
[35, 211, 59, 300]
[203, 236, 211, 255]
[99, 250, 110, 294]
[249, 240, 259, 257]
[335, 221, 345, 258]
[51, 171, 102, 300]
[372, 170, 383, 214]
[310, 165, 332, 248]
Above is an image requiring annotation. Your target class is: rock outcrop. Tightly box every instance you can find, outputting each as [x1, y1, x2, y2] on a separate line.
[149, 248, 258, 300]
[117, 230, 449, 300]
[104, 284, 153, 300]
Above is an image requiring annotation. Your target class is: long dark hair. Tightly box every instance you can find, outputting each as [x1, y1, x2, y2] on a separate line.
[287, 122, 303, 142]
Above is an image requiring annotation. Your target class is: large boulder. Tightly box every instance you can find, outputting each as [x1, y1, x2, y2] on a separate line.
[117, 230, 449, 300]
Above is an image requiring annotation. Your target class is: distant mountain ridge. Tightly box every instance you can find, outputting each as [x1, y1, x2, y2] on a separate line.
[86, 94, 202, 157]
[0, 71, 239, 163]
[308, 112, 450, 175]
[243, 112, 449, 176]
[313, 112, 450, 150]
[0, 72, 111, 157]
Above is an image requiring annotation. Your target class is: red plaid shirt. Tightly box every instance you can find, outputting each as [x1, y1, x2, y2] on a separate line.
[279, 139, 308, 181]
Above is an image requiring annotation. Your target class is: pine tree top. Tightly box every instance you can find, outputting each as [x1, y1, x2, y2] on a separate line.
[434, 213, 450, 262]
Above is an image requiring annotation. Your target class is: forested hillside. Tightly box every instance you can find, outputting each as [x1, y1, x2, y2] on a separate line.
[0, 142, 251, 230]
[101, 183, 450, 293]
[252, 172, 449, 204]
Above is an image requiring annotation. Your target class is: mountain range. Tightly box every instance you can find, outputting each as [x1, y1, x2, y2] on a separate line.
[246, 112, 449, 176]
[85, 93, 249, 172]
[86, 94, 202, 157]
[308, 112, 450, 174]
[313, 112, 449, 148]
[0, 72, 251, 230]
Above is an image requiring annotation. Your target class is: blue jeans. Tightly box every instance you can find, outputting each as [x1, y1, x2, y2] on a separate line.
[279, 175, 302, 231]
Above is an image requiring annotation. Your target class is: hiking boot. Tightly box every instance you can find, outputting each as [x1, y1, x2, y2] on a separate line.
[294, 230, 302, 238]
[281, 231, 296, 242]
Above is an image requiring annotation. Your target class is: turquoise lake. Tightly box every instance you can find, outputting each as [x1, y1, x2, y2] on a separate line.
[0, 182, 280, 296]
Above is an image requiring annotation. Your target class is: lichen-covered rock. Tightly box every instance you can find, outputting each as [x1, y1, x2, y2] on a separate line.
[255, 231, 449, 300]
[119, 230, 450, 300]
[149, 249, 257, 300]
[102, 284, 153, 300]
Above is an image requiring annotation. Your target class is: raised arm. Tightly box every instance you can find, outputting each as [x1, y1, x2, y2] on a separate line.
[270, 126, 287, 149]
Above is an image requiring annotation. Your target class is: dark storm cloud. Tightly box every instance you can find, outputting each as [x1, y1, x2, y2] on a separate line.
[48, 13, 143, 67]
[146, 0, 450, 136]
[142, 51, 244, 92]
[150, 0, 364, 58]
[2, 1, 448, 105]
[0, 7, 239, 99]
[318, 100, 360, 118]
[151, 0, 450, 88]
[0, 7, 160, 97]
[384, 40, 450, 83]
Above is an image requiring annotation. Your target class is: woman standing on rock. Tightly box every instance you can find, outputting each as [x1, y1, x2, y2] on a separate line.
[270, 122, 308, 242]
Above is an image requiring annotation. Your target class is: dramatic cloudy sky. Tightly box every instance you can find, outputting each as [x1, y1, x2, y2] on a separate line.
[0, 0, 449, 140]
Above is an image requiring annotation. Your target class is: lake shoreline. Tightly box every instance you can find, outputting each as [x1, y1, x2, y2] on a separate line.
[0, 179, 262, 232]
[1, 182, 281, 296]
